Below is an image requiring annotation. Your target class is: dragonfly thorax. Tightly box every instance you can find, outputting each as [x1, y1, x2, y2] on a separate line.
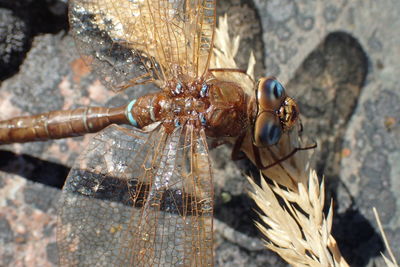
[128, 78, 252, 137]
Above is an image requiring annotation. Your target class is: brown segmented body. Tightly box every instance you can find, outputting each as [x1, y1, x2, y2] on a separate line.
[0, 106, 128, 144]
[131, 77, 253, 137]
[0, 74, 254, 145]
[0, 0, 305, 266]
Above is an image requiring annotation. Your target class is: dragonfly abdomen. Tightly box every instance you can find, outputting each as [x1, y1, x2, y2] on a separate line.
[0, 106, 128, 144]
[128, 93, 163, 128]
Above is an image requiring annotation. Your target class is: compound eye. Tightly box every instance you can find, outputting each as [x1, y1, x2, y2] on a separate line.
[253, 112, 282, 147]
[256, 77, 286, 111]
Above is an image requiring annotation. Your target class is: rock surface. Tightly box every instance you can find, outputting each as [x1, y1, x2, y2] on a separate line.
[0, 0, 399, 266]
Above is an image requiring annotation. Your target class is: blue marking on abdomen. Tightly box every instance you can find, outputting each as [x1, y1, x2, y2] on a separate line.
[125, 99, 139, 127]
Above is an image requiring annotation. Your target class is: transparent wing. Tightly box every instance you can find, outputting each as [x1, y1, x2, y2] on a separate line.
[57, 123, 214, 266]
[69, 0, 216, 91]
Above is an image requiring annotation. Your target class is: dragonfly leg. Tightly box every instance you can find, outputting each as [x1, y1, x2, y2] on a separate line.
[297, 117, 305, 138]
[231, 134, 247, 160]
[252, 142, 317, 170]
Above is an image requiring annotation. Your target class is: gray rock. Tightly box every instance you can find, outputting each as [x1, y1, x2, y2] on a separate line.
[0, 0, 399, 266]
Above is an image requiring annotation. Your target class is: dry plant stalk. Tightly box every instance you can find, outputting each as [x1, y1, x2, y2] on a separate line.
[373, 208, 399, 267]
[247, 172, 348, 267]
[212, 15, 350, 266]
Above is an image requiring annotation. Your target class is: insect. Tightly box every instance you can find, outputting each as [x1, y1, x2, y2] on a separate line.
[0, 0, 307, 266]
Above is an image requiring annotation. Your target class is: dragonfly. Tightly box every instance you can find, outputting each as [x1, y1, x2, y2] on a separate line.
[0, 0, 307, 266]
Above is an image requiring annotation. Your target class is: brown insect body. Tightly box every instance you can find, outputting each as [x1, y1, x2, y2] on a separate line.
[131, 73, 254, 138]
[0, 77, 254, 146]
[202, 79, 254, 138]
[0, 0, 310, 265]
[0, 106, 128, 144]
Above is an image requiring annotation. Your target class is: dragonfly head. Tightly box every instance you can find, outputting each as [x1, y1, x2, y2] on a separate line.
[253, 77, 300, 147]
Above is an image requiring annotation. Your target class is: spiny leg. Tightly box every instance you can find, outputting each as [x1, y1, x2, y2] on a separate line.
[231, 134, 247, 161]
[252, 142, 317, 170]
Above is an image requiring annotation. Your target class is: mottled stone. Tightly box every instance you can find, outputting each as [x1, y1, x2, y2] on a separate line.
[0, 8, 29, 80]
[0, 174, 58, 267]
[0, 0, 399, 266]
[0, 216, 14, 243]
[266, 0, 296, 23]
[324, 5, 340, 23]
